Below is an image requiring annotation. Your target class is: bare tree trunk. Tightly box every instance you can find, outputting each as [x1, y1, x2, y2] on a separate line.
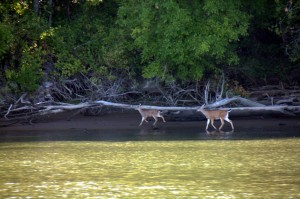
[48, 0, 53, 27]
[34, 0, 39, 15]
[67, 1, 71, 21]
[216, 72, 225, 101]
[207, 96, 266, 108]
[204, 81, 209, 105]
[1, 97, 299, 125]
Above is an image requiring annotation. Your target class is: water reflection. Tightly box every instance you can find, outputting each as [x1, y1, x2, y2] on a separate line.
[205, 129, 234, 139]
[138, 128, 166, 136]
[0, 125, 299, 142]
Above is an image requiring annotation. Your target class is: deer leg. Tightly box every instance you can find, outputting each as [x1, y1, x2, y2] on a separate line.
[219, 118, 225, 130]
[157, 112, 166, 122]
[225, 117, 234, 130]
[159, 115, 166, 122]
[152, 116, 158, 126]
[206, 119, 210, 130]
[139, 117, 145, 126]
[210, 119, 217, 130]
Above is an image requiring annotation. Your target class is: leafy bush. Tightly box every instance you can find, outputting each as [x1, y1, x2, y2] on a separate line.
[117, 0, 250, 81]
[6, 46, 43, 93]
[0, 23, 14, 58]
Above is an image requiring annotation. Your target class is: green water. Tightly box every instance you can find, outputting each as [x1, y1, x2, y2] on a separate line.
[0, 139, 299, 198]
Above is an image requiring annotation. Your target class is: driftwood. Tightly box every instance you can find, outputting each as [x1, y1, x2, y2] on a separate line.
[1, 73, 299, 127]
[92, 96, 267, 110]
[206, 96, 266, 108]
[1, 96, 299, 126]
[249, 85, 300, 106]
[92, 100, 298, 117]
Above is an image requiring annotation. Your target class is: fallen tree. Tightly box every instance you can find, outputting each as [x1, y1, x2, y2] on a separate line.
[1, 96, 299, 127]
[1, 76, 300, 126]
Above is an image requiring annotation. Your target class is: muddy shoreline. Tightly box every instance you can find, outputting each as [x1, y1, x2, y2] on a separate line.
[1, 110, 299, 133]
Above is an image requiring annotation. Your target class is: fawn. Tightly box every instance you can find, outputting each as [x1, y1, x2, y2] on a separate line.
[137, 105, 166, 126]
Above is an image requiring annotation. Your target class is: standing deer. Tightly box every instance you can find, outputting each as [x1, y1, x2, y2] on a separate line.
[137, 105, 166, 126]
[197, 104, 234, 130]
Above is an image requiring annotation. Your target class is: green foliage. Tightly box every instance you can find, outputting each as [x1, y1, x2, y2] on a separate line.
[0, 0, 299, 97]
[6, 46, 43, 92]
[43, 1, 131, 78]
[0, 1, 47, 93]
[0, 23, 14, 58]
[273, 0, 300, 62]
[45, 25, 86, 77]
[117, 0, 250, 81]
[232, 0, 294, 84]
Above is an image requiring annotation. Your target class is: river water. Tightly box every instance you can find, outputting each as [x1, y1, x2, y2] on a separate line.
[0, 128, 299, 198]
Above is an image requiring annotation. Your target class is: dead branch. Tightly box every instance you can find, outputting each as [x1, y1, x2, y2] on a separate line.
[1, 97, 299, 126]
[204, 81, 210, 105]
[92, 99, 297, 117]
[216, 72, 225, 101]
[16, 93, 31, 104]
[206, 96, 266, 108]
[4, 104, 13, 119]
[1, 76, 300, 126]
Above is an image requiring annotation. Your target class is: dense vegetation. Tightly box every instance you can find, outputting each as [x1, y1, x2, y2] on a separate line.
[0, 0, 299, 106]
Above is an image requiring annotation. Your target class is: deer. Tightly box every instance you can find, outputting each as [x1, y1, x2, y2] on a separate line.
[136, 105, 166, 126]
[197, 104, 234, 131]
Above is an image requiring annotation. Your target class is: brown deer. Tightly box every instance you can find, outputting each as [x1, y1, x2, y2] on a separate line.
[197, 104, 234, 130]
[137, 105, 166, 126]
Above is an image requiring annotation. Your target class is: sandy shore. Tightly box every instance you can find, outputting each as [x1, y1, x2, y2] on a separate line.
[1, 109, 300, 133]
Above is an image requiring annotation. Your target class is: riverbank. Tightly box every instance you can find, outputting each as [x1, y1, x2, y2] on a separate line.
[1, 109, 300, 133]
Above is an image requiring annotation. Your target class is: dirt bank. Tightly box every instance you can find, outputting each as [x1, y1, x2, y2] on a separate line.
[1, 109, 299, 133]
